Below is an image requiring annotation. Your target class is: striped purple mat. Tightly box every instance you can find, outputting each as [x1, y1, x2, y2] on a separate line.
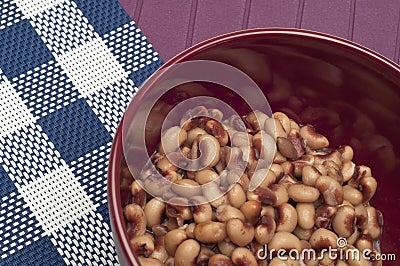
[120, 0, 400, 63]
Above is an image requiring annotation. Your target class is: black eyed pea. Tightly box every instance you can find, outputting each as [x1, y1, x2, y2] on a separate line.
[194, 221, 227, 243]
[255, 168, 277, 189]
[150, 236, 168, 263]
[205, 119, 229, 147]
[276, 203, 297, 232]
[359, 176, 377, 203]
[338, 145, 354, 162]
[226, 218, 255, 246]
[309, 228, 338, 250]
[299, 125, 329, 150]
[215, 204, 245, 222]
[124, 204, 147, 238]
[332, 205, 356, 238]
[171, 178, 202, 199]
[301, 165, 322, 186]
[365, 206, 381, 240]
[184, 222, 196, 239]
[261, 205, 276, 219]
[151, 224, 168, 237]
[240, 200, 262, 224]
[269, 256, 300, 266]
[194, 168, 220, 185]
[343, 185, 363, 206]
[252, 131, 277, 161]
[346, 229, 359, 246]
[231, 247, 258, 266]
[227, 184, 246, 209]
[156, 156, 178, 173]
[254, 215, 276, 245]
[315, 204, 337, 229]
[165, 198, 193, 226]
[270, 184, 289, 206]
[354, 204, 368, 229]
[279, 174, 300, 189]
[129, 234, 155, 257]
[287, 183, 320, 203]
[270, 163, 284, 180]
[193, 134, 221, 168]
[293, 226, 314, 241]
[315, 175, 343, 206]
[138, 257, 163, 266]
[164, 229, 188, 256]
[264, 117, 288, 140]
[277, 136, 298, 159]
[296, 203, 315, 230]
[217, 240, 237, 257]
[273, 111, 291, 134]
[208, 254, 233, 266]
[247, 186, 277, 206]
[174, 239, 201, 266]
[341, 160, 356, 182]
[281, 161, 294, 176]
[130, 180, 147, 208]
[231, 131, 252, 148]
[186, 127, 207, 146]
[355, 234, 373, 252]
[144, 198, 165, 228]
[159, 126, 187, 154]
[189, 196, 212, 224]
[268, 232, 302, 252]
[202, 181, 229, 208]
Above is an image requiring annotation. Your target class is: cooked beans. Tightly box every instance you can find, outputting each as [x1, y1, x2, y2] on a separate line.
[122, 108, 382, 265]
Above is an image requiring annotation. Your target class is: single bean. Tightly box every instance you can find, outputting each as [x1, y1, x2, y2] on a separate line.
[293, 226, 313, 241]
[236, 200, 261, 225]
[291, 155, 314, 177]
[130, 180, 146, 208]
[226, 218, 255, 246]
[227, 184, 246, 209]
[264, 117, 287, 139]
[365, 206, 381, 240]
[232, 131, 252, 147]
[288, 183, 320, 203]
[129, 234, 154, 257]
[309, 228, 338, 250]
[338, 145, 354, 162]
[194, 168, 219, 185]
[343, 185, 363, 206]
[315, 175, 343, 206]
[315, 204, 337, 229]
[254, 215, 276, 245]
[341, 161, 356, 182]
[205, 119, 229, 146]
[124, 204, 147, 238]
[273, 151, 288, 164]
[355, 204, 368, 229]
[194, 221, 227, 243]
[299, 125, 329, 150]
[296, 203, 315, 230]
[245, 111, 268, 133]
[273, 111, 291, 134]
[347, 230, 359, 246]
[215, 205, 245, 222]
[279, 174, 300, 189]
[261, 205, 276, 219]
[270, 163, 284, 180]
[270, 184, 289, 206]
[277, 136, 298, 159]
[150, 236, 168, 263]
[332, 205, 356, 238]
[231, 247, 258, 266]
[160, 126, 187, 154]
[164, 229, 187, 256]
[189, 196, 212, 224]
[359, 176, 377, 203]
[287, 128, 306, 158]
[269, 232, 302, 252]
[144, 198, 165, 227]
[356, 234, 373, 252]
[217, 240, 237, 257]
[276, 203, 298, 232]
[138, 257, 163, 266]
[174, 239, 201, 266]
[252, 131, 277, 161]
[185, 222, 196, 239]
[247, 186, 277, 205]
[301, 165, 321, 186]
[208, 254, 233, 266]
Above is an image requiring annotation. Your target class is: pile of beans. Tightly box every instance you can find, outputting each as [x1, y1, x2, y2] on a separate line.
[122, 107, 382, 266]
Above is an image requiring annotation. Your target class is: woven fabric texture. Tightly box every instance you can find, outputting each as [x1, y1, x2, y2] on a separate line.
[0, 0, 163, 265]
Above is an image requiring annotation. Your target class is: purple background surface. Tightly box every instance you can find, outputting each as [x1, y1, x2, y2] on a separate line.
[119, 0, 400, 64]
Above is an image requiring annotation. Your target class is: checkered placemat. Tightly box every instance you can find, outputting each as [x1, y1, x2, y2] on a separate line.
[0, 0, 163, 265]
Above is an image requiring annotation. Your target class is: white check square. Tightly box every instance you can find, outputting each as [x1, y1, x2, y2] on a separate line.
[18, 164, 95, 235]
[13, 0, 64, 17]
[56, 38, 128, 97]
[0, 78, 36, 138]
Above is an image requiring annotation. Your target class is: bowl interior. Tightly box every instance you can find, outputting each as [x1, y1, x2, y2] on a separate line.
[109, 29, 400, 265]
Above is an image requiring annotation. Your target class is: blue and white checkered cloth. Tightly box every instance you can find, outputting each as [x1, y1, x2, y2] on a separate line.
[0, 0, 163, 265]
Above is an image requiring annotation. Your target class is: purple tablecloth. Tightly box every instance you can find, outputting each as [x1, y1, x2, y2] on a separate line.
[119, 0, 400, 63]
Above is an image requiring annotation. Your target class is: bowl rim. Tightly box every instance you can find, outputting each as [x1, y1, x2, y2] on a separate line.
[107, 27, 400, 266]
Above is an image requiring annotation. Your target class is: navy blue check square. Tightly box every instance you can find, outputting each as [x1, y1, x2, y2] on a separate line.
[0, 0, 163, 265]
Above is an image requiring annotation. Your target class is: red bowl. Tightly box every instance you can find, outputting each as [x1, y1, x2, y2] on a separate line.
[108, 28, 400, 266]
